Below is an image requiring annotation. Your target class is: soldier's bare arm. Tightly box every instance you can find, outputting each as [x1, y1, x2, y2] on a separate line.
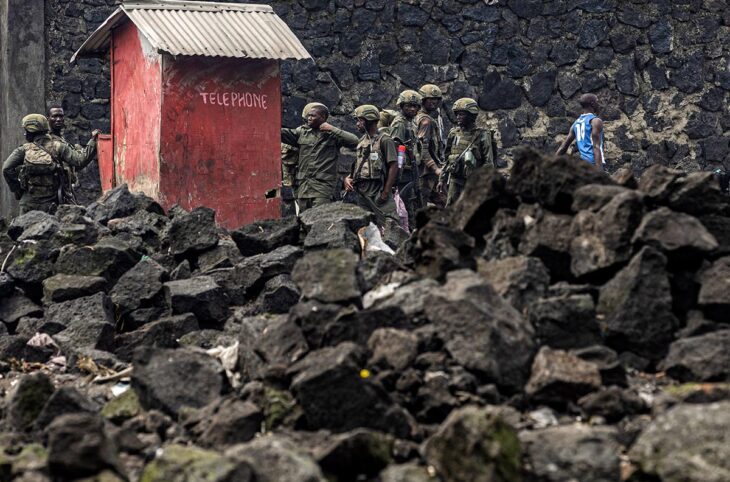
[416, 116, 432, 145]
[555, 128, 575, 156]
[590, 118, 604, 171]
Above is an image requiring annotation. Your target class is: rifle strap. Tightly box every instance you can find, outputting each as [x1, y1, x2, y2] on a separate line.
[352, 133, 376, 181]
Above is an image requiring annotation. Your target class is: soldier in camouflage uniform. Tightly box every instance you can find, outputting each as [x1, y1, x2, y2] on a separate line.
[438, 98, 496, 207]
[415, 84, 446, 207]
[389, 90, 422, 229]
[343, 105, 399, 224]
[47, 105, 98, 203]
[281, 103, 359, 212]
[3, 114, 99, 214]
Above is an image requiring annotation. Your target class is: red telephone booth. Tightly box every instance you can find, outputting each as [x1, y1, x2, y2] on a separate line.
[72, 1, 311, 229]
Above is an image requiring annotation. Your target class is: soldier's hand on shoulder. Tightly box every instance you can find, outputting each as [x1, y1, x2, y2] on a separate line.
[318, 122, 334, 132]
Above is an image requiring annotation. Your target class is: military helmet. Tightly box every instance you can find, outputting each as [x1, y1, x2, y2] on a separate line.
[353, 104, 380, 121]
[22, 114, 50, 133]
[452, 98, 479, 115]
[302, 102, 327, 120]
[396, 90, 423, 107]
[418, 84, 443, 99]
[378, 109, 398, 129]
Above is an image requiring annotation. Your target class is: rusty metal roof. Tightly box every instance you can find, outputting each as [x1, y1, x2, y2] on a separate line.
[71, 0, 311, 62]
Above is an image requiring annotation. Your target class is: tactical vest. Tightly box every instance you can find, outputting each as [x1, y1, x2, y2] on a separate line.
[19, 140, 61, 191]
[353, 133, 387, 181]
[447, 127, 492, 179]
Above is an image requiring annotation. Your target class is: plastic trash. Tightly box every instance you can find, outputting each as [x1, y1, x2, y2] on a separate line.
[358, 222, 395, 256]
[393, 189, 409, 232]
[111, 382, 130, 397]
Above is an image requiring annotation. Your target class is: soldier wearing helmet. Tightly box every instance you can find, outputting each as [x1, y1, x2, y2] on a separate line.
[3, 114, 99, 214]
[389, 89, 423, 229]
[281, 102, 359, 212]
[343, 105, 399, 225]
[438, 98, 496, 206]
[416, 84, 446, 207]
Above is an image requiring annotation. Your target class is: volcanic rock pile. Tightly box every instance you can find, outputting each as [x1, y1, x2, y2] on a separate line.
[0, 147, 729, 481]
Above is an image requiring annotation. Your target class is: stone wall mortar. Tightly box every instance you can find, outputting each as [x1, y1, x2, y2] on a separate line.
[45, 0, 730, 199]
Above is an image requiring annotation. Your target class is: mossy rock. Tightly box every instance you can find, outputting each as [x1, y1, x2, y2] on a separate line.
[424, 405, 522, 482]
[11, 443, 47, 473]
[101, 389, 141, 424]
[140, 444, 253, 482]
[663, 382, 730, 401]
[0, 443, 48, 479]
[263, 386, 301, 430]
[8, 373, 55, 431]
[76, 469, 127, 482]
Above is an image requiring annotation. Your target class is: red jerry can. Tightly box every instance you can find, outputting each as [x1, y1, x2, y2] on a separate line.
[72, 1, 311, 229]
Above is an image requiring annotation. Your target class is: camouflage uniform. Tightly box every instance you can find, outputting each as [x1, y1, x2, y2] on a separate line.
[48, 132, 96, 203]
[3, 115, 97, 214]
[281, 109, 359, 212]
[389, 90, 422, 228]
[350, 106, 398, 221]
[415, 84, 446, 207]
[440, 98, 495, 206]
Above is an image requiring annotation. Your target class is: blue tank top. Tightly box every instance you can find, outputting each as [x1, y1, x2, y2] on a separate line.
[572, 113, 604, 165]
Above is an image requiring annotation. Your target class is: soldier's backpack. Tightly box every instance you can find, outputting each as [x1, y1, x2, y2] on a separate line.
[19, 141, 59, 189]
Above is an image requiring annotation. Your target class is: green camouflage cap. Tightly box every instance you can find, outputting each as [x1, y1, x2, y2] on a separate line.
[452, 98, 479, 115]
[302, 102, 327, 119]
[22, 114, 50, 133]
[353, 104, 380, 121]
[418, 84, 443, 99]
[396, 90, 422, 107]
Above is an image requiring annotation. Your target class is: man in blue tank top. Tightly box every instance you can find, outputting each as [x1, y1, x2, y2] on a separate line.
[556, 93, 605, 170]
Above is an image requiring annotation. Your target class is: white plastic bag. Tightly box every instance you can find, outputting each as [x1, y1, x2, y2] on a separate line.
[358, 222, 395, 256]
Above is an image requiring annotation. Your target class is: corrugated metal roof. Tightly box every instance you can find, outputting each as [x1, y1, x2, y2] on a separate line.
[71, 0, 311, 62]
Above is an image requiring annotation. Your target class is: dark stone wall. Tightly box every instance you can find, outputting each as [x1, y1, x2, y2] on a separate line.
[41, 0, 730, 202]
[45, 0, 116, 205]
[0, 0, 47, 219]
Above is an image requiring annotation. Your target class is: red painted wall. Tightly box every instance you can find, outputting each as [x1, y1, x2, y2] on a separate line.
[159, 57, 282, 229]
[97, 134, 114, 191]
[111, 21, 161, 197]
